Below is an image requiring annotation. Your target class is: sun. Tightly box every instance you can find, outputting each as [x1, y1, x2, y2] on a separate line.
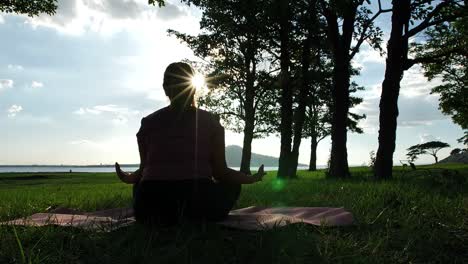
[191, 73, 206, 90]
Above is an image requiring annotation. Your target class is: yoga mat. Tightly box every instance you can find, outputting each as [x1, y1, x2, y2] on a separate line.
[1, 206, 353, 231]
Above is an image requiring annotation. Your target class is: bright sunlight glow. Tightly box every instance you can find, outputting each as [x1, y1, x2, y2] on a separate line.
[191, 73, 206, 90]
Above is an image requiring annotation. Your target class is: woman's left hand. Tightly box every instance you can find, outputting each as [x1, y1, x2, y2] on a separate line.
[115, 162, 141, 184]
[252, 164, 266, 182]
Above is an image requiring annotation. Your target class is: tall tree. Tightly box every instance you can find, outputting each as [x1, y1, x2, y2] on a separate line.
[304, 80, 366, 171]
[301, 56, 335, 171]
[319, 0, 389, 178]
[288, 0, 320, 177]
[275, 0, 295, 178]
[168, 0, 277, 174]
[374, 0, 465, 180]
[0, 0, 57, 16]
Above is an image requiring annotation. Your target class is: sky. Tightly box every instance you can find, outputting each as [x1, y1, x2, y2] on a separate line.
[0, 0, 465, 166]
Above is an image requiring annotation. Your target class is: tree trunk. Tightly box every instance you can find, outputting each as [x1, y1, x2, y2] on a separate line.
[289, 19, 314, 178]
[309, 135, 318, 171]
[434, 155, 438, 164]
[277, 0, 293, 179]
[240, 120, 254, 174]
[328, 54, 351, 178]
[322, 7, 355, 179]
[374, 0, 411, 180]
[240, 44, 256, 175]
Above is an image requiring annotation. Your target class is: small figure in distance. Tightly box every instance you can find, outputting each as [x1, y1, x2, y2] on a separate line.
[115, 62, 266, 226]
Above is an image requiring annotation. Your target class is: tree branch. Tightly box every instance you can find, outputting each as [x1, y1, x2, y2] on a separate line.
[218, 111, 245, 120]
[350, 1, 391, 59]
[404, 46, 464, 70]
[404, 1, 455, 38]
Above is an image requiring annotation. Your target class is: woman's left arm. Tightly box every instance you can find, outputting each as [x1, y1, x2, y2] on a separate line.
[135, 131, 146, 178]
[115, 162, 141, 184]
[115, 118, 146, 184]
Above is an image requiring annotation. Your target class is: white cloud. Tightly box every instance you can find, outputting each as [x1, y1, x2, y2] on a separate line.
[0, 15, 4, 24]
[74, 107, 100, 115]
[7, 105, 23, 117]
[84, 0, 143, 19]
[7, 64, 24, 71]
[31, 81, 44, 89]
[96, 104, 139, 115]
[74, 104, 139, 115]
[68, 139, 104, 150]
[352, 46, 385, 70]
[401, 120, 433, 128]
[419, 133, 441, 143]
[10, 115, 54, 125]
[354, 47, 385, 64]
[74, 104, 139, 125]
[354, 94, 447, 133]
[400, 66, 442, 98]
[156, 2, 186, 20]
[24, 0, 192, 36]
[0, 79, 14, 91]
[353, 64, 450, 134]
[69, 139, 95, 145]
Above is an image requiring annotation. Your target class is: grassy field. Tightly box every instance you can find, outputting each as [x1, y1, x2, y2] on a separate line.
[0, 164, 467, 263]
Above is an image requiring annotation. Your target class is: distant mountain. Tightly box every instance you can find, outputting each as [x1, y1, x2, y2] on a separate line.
[439, 151, 468, 164]
[225, 145, 307, 167]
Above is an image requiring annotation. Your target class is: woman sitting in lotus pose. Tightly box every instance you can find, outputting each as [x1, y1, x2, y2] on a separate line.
[115, 62, 265, 225]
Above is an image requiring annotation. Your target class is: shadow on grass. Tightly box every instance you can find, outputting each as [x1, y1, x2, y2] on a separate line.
[1, 222, 325, 264]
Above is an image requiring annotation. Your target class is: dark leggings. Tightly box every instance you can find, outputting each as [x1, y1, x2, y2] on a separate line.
[132, 178, 241, 226]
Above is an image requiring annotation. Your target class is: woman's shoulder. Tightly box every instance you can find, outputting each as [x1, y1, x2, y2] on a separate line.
[143, 107, 170, 121]
[196, 108, 221, 124]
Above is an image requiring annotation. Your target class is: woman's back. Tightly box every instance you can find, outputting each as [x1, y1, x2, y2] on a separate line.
[137, 106, 222, 181]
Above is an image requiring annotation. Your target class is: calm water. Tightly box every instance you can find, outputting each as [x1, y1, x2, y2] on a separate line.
[0, 166, 316, 173]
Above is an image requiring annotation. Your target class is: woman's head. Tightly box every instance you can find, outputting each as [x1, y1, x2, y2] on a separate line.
[163, 62, 196, 109]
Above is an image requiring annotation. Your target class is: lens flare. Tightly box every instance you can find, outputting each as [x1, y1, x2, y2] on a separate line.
[191, 73, 206, 90]
[272, 179, 286, 191]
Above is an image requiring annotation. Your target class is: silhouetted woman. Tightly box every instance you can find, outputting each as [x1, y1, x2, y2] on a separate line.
[115, 62, 265, 225]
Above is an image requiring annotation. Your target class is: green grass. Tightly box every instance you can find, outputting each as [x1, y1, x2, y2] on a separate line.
[1, 164, 467, 263]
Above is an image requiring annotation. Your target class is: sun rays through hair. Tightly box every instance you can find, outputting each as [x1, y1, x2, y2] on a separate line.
[163, 62, 197, 109]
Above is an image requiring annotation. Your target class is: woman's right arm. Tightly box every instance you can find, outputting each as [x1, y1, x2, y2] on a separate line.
[212, 121, 265, 184]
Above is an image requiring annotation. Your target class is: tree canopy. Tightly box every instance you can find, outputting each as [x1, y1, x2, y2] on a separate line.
[148, 0, 166, 7]
[406, 141, 450, 164]
[450, 148, 462, 156]
[458, 131, 468, 145]
[414, 8, 467, 147]
[0, 0, 57, 17]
